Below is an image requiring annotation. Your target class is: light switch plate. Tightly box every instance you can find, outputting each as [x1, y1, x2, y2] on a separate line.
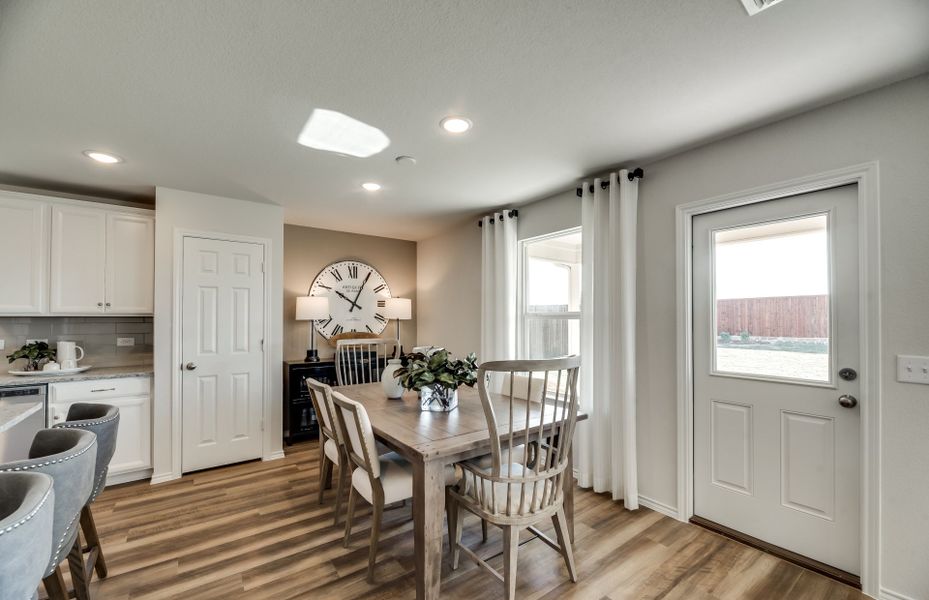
[897, 355, 929, 384]
[116, 337, 136, 347]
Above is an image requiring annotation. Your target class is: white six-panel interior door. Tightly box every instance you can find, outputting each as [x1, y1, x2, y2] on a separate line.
[692, 185, 861, 576]
[182, 236, 265, 473]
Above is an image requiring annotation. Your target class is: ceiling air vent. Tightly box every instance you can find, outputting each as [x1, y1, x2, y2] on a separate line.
[740, 0, 787, 15]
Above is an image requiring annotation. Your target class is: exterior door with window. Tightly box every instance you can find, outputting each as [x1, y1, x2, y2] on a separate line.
[182, 236, 265, 472]
[692, 185, 861, 576]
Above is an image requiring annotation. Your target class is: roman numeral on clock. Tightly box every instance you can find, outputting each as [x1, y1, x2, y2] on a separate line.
[347, 265, 358, 278]
[377, 299, 386, 308]
[373, 284, 385, 293]
[331, 324, 343, 336]
[331, 269, 343, 282]
[374, 313, 387, 323]
[320, 317, 332, 328]
[317, 283, 331, 290]
[365, 325, 374, 333]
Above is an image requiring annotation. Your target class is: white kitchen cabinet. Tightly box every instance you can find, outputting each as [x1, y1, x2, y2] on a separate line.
[105, 212, 155, 314]
[49, 202, 154, 315]
[48, 377, 152, 485]
[0, 194, 50, 314]
[50, 204, 108, 314]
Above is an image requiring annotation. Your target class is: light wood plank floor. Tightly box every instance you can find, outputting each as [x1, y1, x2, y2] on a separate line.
[85, 441, 866, 599]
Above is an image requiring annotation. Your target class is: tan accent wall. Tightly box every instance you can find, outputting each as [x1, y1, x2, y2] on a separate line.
[284, 224, 417, 361]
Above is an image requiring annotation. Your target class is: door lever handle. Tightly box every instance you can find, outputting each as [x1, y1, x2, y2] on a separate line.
[838, 394, 858, 408]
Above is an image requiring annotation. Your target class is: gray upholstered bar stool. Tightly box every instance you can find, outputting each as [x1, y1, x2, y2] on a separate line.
[0, 428, 97, 600]
[0, 472, 55, 600]
[55, 403, 120, 581]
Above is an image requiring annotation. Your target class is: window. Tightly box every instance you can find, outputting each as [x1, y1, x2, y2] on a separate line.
[519, 228, 582, 359]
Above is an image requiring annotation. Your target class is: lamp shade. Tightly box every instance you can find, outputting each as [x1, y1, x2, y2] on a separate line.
[296, 295, 329, 320]
[384, 297, 412, 320]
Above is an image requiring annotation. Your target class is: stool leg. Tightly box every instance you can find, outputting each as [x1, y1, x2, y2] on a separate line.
[67, 537, 91, 600]
[43, 566, 69, 600]
[81, 504, 108, 578]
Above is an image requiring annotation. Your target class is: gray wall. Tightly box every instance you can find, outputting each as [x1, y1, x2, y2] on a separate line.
[416, 74, 929, 598]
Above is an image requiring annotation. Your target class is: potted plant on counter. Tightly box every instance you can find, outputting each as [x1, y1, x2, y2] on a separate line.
[6, 341, 57, 372]
[394, 349, 478, 412]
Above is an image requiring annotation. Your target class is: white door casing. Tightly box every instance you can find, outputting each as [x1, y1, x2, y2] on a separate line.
[181, 236, 264, 472]
[692, 186, 860, 574]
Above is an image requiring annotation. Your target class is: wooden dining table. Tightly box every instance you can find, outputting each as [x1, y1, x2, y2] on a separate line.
[334, 382, 588, 600]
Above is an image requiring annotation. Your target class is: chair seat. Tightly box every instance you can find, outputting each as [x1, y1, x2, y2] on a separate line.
[468, 444, 547, 471]
[458, 463, 556, 516]
[351, 452, 458, 505]
[326, 438, 392, 466]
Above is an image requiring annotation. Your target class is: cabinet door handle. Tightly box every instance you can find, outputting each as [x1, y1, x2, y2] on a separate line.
[97, 302, 104, 307]
[105, 302, 111, 307]
[91, 387, 116, 393]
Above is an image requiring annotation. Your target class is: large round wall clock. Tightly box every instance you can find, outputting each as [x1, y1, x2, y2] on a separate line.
[308, 260, 392, 340]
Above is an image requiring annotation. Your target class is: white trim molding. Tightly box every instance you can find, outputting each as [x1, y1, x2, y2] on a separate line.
[675, 162, 882, 597]
[879, 588, 919, 600]
[638, 495, 679, 520]
[168, 228, 276, 481]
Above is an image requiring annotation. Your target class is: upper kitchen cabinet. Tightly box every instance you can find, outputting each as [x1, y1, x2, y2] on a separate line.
[50, 203, 108, 314]
[50, 203, 155, 315]
[105, 212, 155, 314]
[0, 194, 50, 314]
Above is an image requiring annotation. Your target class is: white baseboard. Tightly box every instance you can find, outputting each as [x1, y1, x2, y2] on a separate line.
[105, 468, 152, 486]
[880, 588, 919, 600]
[263, 450, 286, 461]
[638, 494, 680, 520]
[150, 471, 181, 485]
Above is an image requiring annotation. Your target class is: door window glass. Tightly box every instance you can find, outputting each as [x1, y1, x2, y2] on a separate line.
[713, 214, 830, 383]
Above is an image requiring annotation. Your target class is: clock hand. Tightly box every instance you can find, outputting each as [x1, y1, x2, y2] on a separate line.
[348, 271, 371, 312]
[334, 290, 363, 311]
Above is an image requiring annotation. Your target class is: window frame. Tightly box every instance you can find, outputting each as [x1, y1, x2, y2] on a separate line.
[517, 226, 582, 360]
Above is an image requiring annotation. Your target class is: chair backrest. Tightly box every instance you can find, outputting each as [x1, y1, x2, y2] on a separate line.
[330, 391, 381, 479]
[0, 472, 54, 599]
[55, 402, 120, 502]
[334, 338, 399, 386]
[411, 345, 443, 356]
[471, 356, 581, 517]
[0, 427, 97, 576]
[305, 377, 340, 446]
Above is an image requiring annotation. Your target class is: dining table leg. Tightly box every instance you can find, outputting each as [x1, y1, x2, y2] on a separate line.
[563, 446, 575, 543]
[413, 456, 446, 600]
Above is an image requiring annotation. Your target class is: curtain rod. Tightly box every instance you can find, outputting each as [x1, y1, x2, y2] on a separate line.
[477, 209, 518, 227]
[575, 167, 644, 197]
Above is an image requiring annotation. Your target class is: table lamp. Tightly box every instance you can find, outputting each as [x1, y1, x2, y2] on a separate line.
[296, 295, 329, 362]
[384, 297, 412, 350]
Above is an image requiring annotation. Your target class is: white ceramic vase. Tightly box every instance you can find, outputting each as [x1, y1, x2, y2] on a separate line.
[381, 358, 404, 399]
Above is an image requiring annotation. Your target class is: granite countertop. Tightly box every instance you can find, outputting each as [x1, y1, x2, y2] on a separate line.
[0, 364, 154, 388]
[0, 401, 43, 433]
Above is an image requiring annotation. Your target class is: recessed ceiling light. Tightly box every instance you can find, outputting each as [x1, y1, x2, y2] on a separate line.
[440, 116, 472, 134]
[361, 182, 382, 192]
[298, 109, 390, 158]
[82, 150, 123, 164]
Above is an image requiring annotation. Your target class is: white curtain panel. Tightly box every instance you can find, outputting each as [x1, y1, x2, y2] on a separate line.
[576, 170, 639, 507]
[480, 210, 518, 363]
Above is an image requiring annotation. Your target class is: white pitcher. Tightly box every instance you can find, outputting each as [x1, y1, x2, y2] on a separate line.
[57, 341, 84, 369]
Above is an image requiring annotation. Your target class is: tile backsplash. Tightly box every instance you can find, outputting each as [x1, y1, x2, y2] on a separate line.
[0, 317, 153, 368]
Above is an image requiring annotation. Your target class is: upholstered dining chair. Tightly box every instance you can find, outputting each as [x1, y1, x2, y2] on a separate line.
[334, 338, 399, 386]
[306, 377, 350, 525]
[0, 472, 55, 600]
[330, 390, 456, 583]
[54, 403, 120, 581]
[448, 356, 582, 600]
[0, 428, 97, 600]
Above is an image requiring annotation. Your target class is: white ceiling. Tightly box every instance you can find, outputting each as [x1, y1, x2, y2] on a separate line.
[1, 0, 927, 240]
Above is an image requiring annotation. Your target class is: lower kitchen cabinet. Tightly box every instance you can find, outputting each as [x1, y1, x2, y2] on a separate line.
[48, 376, 152, 485]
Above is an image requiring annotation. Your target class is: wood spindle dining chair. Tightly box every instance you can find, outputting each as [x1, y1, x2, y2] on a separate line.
[334, 338, 399, 386]
[447, 355, 582, 600]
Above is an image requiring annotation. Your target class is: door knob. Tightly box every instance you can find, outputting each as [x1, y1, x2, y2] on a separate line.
[185, 362, 197, 371]
[838, 394, 858, 408]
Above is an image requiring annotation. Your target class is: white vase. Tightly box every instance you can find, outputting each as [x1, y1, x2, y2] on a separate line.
[381, 358, 404, 399]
